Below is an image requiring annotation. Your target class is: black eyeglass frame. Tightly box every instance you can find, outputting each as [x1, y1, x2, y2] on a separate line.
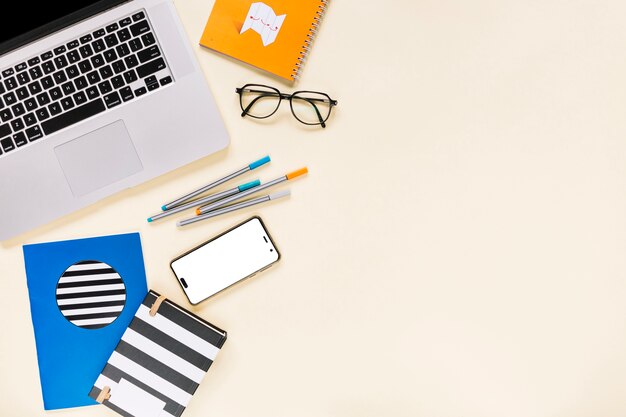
[235, 84, 338, 128]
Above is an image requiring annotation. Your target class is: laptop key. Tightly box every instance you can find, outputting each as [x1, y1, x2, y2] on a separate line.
[28, 81, 42, 95]
[112, 60, 126, 74]
[53, 71, 67, 84]
[24, 98, 37, 112]
[16, 87, 29, 101]
[92, 39, 106, 53]
[137, 46, 160, 63]
[67, 50, 81, 63]
[10, 118, 24, 131]
[87, 71, 101, 85]
[78, 60, 93, 73]
[23, 112, 37, 126]
[130, 20, 150, 37]
[15, 62, 27, 72]
[48, 102, 62, 116]
[0, 83, 4, 95]
[93, 28, 106, 38]
[134, 87, 147, 97]
[73, 91, 87, 105]
[118, 28, 131, 42]
[66, 65, 80, 79]
[124, 55, 139, 68]
[119, 17, 132, 27]
[0, 123, 10, 138]
[99, 65, 113, 79]
[79, 44, 93, 58]
[103, 91, 121, 108]
[66, 40, 80, 50]
[159, 76, 172, 86]
[105, 34, 118, 48]
[40, 76, 54, 89]
[3, 92, 16, 105]
[119, 86, 133, 102]
[13, 131, 27, 147]
[61, 82, 75, 96]
[26, 125, 43, 141]
[103, 49, 118, 63]
[111, 75, 124, 89]
[136, 58, 165, 78]
[86, 86, 100, 100]
[12, 103, 25, 117]
[74, 76, 88, 90]
[128, 38, 142, 52]
[36, 107, 50, 121]
[41, 98, 105, 135]
[61, 97, 74, 111]
[27, 57, 40, 66]
[5, 77, 17, 90]
[0, 97, 3, 109]
[41, 51, 53, 61]
[36, 92, 51, 106]
[80, 34, 93, 44]
[141, 32, 155, 47]
[132, 11, 146, 21]
[0, 137, 14, 152]
[98, 80, 112, 94]
[2, 69, 14, 77]
[0, 109, 12, 122]
[91, 54, 105, 68]
[116, 43, 130, 57]
[145, 75, 157, 86]
[54, 46, 66, 55]
[123, 70, 137, 84]
[106, 23, 119, 33]
[42, 61, 55, 74]
[54, 56, 68, 69]
[147, 82, 159, 91]
[50, 87, 62, 101]
[29, 66, 43, 79]
[17, 72, 30, 85]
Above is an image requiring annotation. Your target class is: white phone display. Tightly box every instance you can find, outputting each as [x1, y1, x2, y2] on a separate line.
[170, 217, 280, 304]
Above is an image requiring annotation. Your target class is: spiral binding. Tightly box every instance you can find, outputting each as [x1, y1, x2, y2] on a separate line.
[291, 0, 329, 81]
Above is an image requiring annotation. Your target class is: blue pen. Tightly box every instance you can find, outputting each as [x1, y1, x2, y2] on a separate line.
[148, 180, 260, 222]
[161, 156, 270, 210]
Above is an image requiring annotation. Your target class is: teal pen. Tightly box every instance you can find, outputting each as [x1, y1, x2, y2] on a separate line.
[178, 190, 291, 227]
[161, 155, 270, 210]
[147, 180, 260, 222]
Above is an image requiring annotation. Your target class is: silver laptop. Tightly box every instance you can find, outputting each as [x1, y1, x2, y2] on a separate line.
[0, 0, 229, 240]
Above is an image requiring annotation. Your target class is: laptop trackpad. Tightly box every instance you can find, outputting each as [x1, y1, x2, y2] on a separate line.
[54, 120, 143, 197]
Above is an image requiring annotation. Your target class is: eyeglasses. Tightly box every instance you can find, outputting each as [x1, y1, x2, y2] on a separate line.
[235, 84, 338, 128]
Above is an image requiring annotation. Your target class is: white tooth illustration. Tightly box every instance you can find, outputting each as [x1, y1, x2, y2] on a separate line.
[240, 2, 287, 47]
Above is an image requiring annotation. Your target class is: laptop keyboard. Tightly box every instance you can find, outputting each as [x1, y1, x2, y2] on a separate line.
[0, 10, 173, 158]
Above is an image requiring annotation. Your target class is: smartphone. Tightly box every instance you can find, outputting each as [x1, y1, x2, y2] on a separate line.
[170, 216, 280, 304]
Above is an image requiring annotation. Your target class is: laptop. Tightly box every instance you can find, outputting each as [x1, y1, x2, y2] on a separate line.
[0, 0, 229, 240]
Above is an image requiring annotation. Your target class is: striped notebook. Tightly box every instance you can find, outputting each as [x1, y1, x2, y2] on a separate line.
[88, 290, 227, 417]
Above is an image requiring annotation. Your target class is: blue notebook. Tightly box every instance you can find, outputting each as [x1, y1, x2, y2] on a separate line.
[23, 233, 148, 410]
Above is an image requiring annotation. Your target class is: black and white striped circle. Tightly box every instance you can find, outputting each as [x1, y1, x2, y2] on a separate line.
[56, 260, 126, 329]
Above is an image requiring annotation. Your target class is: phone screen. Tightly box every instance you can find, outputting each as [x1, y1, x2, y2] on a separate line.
[170, 217, 280, 304]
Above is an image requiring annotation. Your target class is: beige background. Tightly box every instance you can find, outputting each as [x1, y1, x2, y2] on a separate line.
[2, 0, 626, 415]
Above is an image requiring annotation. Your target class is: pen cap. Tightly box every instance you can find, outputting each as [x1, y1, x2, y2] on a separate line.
[269, 190, 291, 200]
[238, 179, 261, 191]
[249, 156, 271, 170]
[286, 167, 308, 180]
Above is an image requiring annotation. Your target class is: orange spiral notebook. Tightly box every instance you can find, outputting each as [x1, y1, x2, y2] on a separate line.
[200, 0, 329, 81]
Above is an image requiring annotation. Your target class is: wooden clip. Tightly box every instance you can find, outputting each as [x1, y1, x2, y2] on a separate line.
[149, 294, 166, 316]
[96, 386, 111, 403]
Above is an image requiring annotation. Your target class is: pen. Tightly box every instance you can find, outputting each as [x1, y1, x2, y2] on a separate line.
[161, 155, 271, 210]
[196, 167, 308, 215]
[178, 190, 291, 227]
[147, 179, 260, 222]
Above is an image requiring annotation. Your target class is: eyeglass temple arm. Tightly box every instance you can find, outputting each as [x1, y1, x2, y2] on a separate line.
[238, 88, 336, 105]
